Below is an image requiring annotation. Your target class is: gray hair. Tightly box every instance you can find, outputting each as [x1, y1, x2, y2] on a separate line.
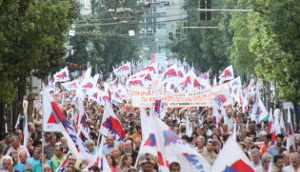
[85, 140, 95, 147]
[1, 155, 13, 165]
[244, 137, 253, 143]
[282, 151, 290, 158]
[134, 138, 141, 142]
[262, 153, 272, 163]
[11, 135, 20, 142]
[250, 149, 261, 156]
[290, 152, 300, 161]
[196, 136, 206, 143]
[10, 151, 18, 157]
[118, 141, 125, 146]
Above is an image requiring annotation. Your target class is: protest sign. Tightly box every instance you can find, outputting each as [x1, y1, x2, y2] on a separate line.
[131, 83, 229, 108]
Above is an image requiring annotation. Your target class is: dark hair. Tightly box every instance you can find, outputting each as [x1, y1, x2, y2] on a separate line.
[25, 169, 33, 172]
[89, 132, 97, 140]
[88, 165, 100, 172]
[279, 147, 287, 155]
[276, 134, 284, 140]
[56, 145, 63, 152]
[273, 155, 284, 163]
[65, 165, 75, 172]
[33, 140, 42, 147]
[169, 162, 180, 170]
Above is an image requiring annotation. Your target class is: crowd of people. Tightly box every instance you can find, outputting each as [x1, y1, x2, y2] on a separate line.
[0, 80, 300, 172]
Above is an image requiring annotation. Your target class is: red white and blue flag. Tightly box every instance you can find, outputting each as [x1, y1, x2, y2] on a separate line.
[56, 152, 70, 172]
[178, 76, 192, 92]
[114, 62, 131, 76]
[62, 79, 78, 91]
[219, 65, 234, 83]
[53, 67, 70, 82]
[211, 136, 255, 172]
[100, 105, 125, 142]
[161, 65, 178, 83]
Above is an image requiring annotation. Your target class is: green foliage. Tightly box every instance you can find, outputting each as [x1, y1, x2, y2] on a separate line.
[170, 0, 231, 74]
[248, 0, 300, 103]
[0, 0, 80, 103]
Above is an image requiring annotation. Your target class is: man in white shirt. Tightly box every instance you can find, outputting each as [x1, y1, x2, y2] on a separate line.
[283, 153, 300, 172]
[250, 149, 262, 169]
[255, 153, 272, 172]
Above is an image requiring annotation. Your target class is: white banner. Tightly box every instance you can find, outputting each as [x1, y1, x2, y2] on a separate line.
[131, 83, 230, 108]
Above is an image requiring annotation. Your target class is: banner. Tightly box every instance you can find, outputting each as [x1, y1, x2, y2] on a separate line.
[131, 83, 229, 108]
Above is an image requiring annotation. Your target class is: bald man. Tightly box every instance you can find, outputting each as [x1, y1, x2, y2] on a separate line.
[103, 135, 117, 155]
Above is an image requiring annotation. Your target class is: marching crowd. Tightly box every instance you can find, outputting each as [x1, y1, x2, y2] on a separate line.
[0, 80, 300, 172]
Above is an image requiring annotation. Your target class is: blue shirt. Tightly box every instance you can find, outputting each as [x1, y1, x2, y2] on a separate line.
[267, 145, 285, 157]
[102, 142, 117, 155]
[14, 163, 26, 172]
[32, 160, 56, 172]
[27, 157, 40, 165]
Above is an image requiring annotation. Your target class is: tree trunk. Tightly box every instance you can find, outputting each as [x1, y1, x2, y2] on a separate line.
[27, 93, 35, 122]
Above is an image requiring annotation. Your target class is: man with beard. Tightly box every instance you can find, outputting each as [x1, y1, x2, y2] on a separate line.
[123, 140, 138, 166]
[267, 134, 285, 157]
[283, 152, 300, 172]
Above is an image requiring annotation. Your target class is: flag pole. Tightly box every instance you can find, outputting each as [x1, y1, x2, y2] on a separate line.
[42, 83, 45, 171]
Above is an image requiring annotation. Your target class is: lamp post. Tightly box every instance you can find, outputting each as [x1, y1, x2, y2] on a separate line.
[85, 41, 94, 69]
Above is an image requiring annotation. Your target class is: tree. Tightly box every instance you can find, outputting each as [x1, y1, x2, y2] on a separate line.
[170, 0, 232, 74]
[248, 0, 300, 131]
[0, 0, 80, 124]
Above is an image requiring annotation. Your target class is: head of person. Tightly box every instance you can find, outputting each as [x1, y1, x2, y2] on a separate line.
[206, 139, 215, 153]
[124, 140, 133, 154]
[275, 134, 284, 147]
[88, 165, 100, 172]
[290, 152, 300, 167]
[65, 165, 76, 172]
[11, 135, 20, 149]
[85, 140, 95, 153]
[32, 148, 40, 160]
[79, 160, 88, 171]
[54, 145, 63, 158]
[106, 154, 117, 167]
[134, 138, 141, 149]
[261, 153, 272, 170]
[25, 169, 33, 172]
[282, 151, 290, 166]
[136, 125, 142, 134]
[121, 155, 133, 168]
[43, 164, 53, 172]
[169, 162, 181, 172]
[1, 155, 14, 171]
[67, 154, 76, 166]
[273, 155, 284, 170]
[107, 134, 115, 147]
[49, 134, 57, 146]
[19, 151, 28, 164]
[250, 149, 261, 164]
[196, 136, 206, 148]
[38, 149, 46, 163]
[244, 137, 253, 150]
[141, 159, 155, 172]
[113, 146, 122, 158]
[10, 151, 19, 164]
[118, 141, 125, 151]
[60, 137, 68, 148]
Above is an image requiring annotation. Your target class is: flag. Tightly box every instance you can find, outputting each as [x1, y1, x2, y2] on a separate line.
[212, 107, 220, 129]
[43, 87, 93, 160]
[218, 65, 234, 83]
[185, 112, 193, 137]
[56, 152, 70, 172]
[211, 87, 230, 108]
[78, 67, 92, 86]
[177, 67, 185, 78]
[286, 108, 295, 152]
[279, 113, 286, 136]
[177, 76, 192, 92]
[267, 109, 273, 134]
[154, 90, 162, 118]
[270, 115, 280, 146]
[142, 63, 158, 75]
[213, 75, 217, 86]
[53, 67, 70, 82]
[15, 114, 21, 129]
[150, 111, 211, 172]
[211, 136, 254, 172]
[21, 115, 29, 147]
[62, 80, 78, 91]
[100, 105, 125, 141]
[161, 65, 178, 83]
[114, 62, 131, 76]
